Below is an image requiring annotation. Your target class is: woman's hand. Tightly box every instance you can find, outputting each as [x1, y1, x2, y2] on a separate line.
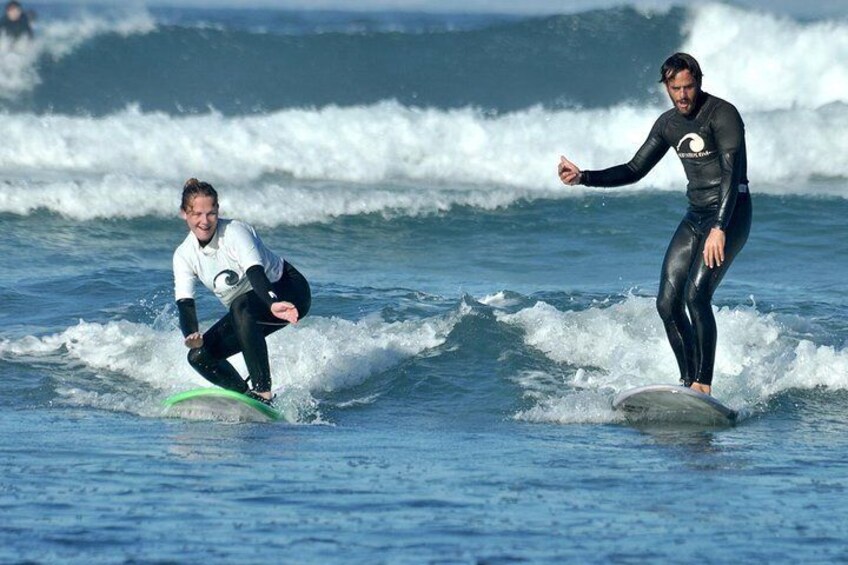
[184, 332, 203, 349]
[703, 228, 726, 268]
[271, 301, 299, 324]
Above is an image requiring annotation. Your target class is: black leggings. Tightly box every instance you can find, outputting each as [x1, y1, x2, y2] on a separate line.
[187, 263, 311, 393]
[656, 193, 751, 386]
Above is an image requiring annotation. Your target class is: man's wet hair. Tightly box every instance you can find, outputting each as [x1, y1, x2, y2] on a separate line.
[659, 52, 703, 85]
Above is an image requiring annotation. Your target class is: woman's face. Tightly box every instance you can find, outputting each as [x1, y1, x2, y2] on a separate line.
[181, 195, 219, 244]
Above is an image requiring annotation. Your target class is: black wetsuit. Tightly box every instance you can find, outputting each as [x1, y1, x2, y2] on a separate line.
[0, 13, 32, 41]
[581, 92, 752, 386]
[177, 262, 311, 394]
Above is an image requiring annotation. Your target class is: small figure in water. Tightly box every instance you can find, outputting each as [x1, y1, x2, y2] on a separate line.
[558, 53, 752, 396]
[0, 1, 33, 42]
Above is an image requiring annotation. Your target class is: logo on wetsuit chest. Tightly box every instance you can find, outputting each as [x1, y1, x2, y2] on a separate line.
[213, 269, 242, 290]
[675, 133, 714, 159]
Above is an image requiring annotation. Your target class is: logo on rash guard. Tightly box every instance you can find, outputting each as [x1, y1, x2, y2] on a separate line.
[213, 269, 241, 290]
[676, 133, 713, 158]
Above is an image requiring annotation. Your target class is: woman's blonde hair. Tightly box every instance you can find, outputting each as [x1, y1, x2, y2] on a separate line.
[180, 178, 218, 211]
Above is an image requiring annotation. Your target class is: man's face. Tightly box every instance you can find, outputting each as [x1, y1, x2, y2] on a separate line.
[6, 5, 21, 21]
[665, 69, 700, 116]
[181, 195, 219, 245]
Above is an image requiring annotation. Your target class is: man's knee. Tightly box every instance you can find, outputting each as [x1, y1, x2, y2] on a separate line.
[656, 290, 679, 322]
[685, 283, 710, 314]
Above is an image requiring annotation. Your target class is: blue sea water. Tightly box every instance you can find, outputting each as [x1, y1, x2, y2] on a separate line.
[1, 1, 848, 562]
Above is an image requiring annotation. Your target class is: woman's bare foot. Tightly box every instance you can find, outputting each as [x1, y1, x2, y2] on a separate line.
[245, 390, 274, 406]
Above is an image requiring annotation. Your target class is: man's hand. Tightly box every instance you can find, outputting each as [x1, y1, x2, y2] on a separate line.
[558, 155, 582, 186]
[271, 301, 299, 324]
[703, 228, 726, 268]
[184, 332, 203, 349]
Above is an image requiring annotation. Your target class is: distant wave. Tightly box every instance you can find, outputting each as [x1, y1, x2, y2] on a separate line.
[0, 2, 845, 224]
[0, 100, 845, 222]
[4, 4, 846, 114]
[16, 6, 681, 115]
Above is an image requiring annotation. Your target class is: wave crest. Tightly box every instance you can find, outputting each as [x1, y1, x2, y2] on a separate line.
[499, 296, 848, 424]
[0, 101, 845, 223]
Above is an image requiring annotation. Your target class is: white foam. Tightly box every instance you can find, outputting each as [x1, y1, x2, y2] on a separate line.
[0, 174, 177, 220]
[497, 296, 848, 424]
[478, 291, 523, 310]
[0, 37, 40, 96]
[683, 4, 848, 112]
[0, 309, 459, 423]
[0, 103, 660, 189]
[0, 100, 845, 224]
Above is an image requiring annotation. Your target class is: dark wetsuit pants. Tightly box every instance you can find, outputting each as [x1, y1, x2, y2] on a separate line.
[187, 263, 311, 394]
[656, 193, 751, 386]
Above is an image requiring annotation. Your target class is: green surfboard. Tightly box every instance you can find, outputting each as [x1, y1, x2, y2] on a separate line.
[163, 388, 281, 422]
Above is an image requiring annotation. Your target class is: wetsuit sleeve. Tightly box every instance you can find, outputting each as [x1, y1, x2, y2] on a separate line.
[246, 265, 279, 308]
[176, 299, 199, 337]
[712, 104, 746, 230]
[581, 118, 670, 187]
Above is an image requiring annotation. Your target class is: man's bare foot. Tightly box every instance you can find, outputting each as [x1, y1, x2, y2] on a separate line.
[689, 382, 711, 395]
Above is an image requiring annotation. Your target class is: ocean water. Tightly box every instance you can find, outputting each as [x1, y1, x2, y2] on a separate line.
[2, 1, 848, 562]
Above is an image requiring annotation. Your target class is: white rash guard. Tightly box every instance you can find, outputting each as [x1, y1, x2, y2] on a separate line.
[173, 219, 285, 308]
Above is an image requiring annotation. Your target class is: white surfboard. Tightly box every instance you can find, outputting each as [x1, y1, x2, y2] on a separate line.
[612, 384, 737, 426]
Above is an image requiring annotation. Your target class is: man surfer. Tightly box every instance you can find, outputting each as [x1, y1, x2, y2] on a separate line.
[558, 52, 752, 395]
[173, 179, 311, 405]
